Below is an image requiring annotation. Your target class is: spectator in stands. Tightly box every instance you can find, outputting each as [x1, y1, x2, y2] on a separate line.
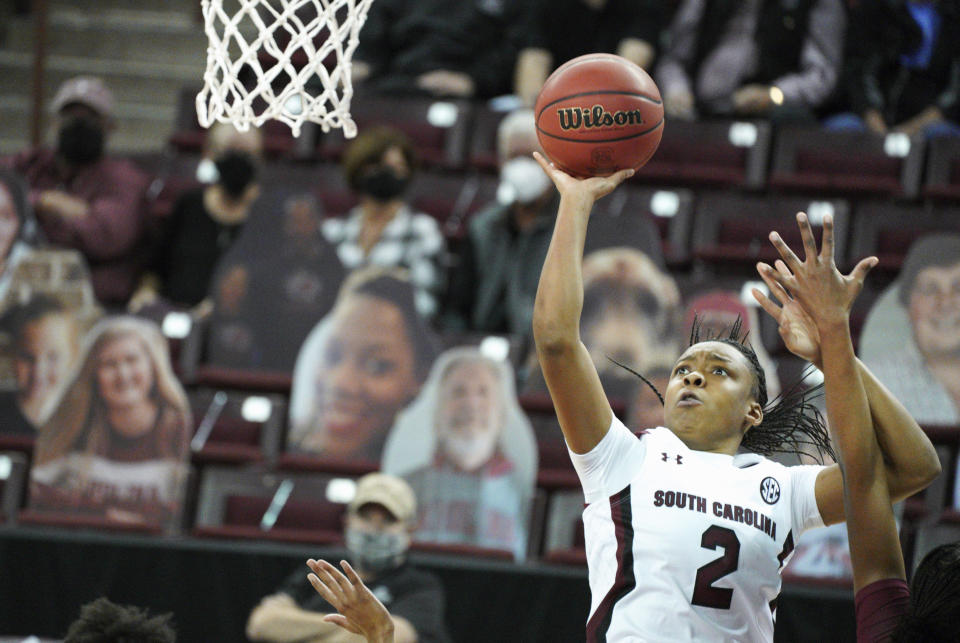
[30, 316, 191, 526]
[1, 76, 149, 306]
[351, 0, 526, 99]
[130, 123, 263, 313]
[322, 128, 445, 318]
[64, 597, 175, 643]
[860, 234, 960, 425]
[514, 0, 666, 106]
[382, 348, 537, 560]
[828, 0, 960, 138]
[247, 473, 450, 643]
[288, 270, 439, 462]
[0, 296, 80, 435]
[0, 170, 40, 301]
[656, 0, 845, 120]
[442, 110, 555, 343]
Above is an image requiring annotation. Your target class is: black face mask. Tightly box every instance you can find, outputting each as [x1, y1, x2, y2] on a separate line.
[358, 166, 409, 202]
[57, 119, 104, 166]
[215, 151, 258, 199]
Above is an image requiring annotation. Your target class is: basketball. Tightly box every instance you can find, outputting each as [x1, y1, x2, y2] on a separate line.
[534, 53, 664, 178]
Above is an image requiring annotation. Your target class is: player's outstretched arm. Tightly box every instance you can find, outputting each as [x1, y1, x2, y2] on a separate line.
[531, 152, 634, 454]
[753, 216, 941, 525]
[306, 559, 400, 643]
[759, 213, 905, 590]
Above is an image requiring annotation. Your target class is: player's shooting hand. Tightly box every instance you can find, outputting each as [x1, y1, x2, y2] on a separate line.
[307, 559, 394, 643]
[532, 151, 634, 205]
[761, 212, 878, 330]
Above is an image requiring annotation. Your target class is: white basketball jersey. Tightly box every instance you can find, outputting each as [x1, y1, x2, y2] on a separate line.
[570, 417, 824, 642]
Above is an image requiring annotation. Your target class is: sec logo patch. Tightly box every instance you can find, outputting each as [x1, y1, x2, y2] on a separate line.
[760, 477, 781, 504]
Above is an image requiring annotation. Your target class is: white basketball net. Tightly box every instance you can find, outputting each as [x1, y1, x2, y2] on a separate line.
[197, 0, 374, 138]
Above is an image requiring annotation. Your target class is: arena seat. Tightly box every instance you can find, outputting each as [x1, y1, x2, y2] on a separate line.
[846, 202, 960, 275]
[630, 120, 771, 189]
[410, 541, 515, 561]
[168, 86, 307, 158]
[0, 452, 27, 525]
[769, 127, 925, 198]
[922, 135, 960, 201]
[466, 104, 510, 173]
[407, 170, 488, 232]
[691, 193, 851, 275]
[317, 92, 474, 170]
[192, 467, 347, 544]
[17, 510, 167, 535]
[187, 389, 287, 465]
[586, 186, 695, 269]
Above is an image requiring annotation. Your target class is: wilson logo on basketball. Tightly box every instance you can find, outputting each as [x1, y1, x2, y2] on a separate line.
[557, 104, 644, 130]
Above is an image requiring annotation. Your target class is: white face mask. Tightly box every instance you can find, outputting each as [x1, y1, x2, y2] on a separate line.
[196, 158, 219, 184]
[497, 156, 551, 206]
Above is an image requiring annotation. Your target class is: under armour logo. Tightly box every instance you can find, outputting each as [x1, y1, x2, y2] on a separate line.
[662, 452, 683, 465]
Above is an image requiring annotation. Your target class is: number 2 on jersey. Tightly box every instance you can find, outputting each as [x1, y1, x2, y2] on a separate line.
[691, 525, 741, 609]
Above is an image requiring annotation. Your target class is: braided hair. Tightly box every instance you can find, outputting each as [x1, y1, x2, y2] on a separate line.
[891, 543, 960, 643]
[613, 315, 836, 463]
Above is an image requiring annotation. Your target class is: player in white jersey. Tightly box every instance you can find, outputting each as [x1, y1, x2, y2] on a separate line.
[529, 151, 941, 642]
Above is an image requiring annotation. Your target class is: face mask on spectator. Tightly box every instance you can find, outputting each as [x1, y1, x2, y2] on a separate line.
[214, 151, 258, 199]
[497, 156, 551, 206]
[358, 165, 409, 202]
[345, 527, 409, 574]
[57, 118, 104, 165]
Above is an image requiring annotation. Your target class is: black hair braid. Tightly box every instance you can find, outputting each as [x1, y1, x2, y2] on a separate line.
[892, 543, 960, 643]
[615, 314, 835, 463]
[608, 356, 664, 405]
[744, 366, 835, 462]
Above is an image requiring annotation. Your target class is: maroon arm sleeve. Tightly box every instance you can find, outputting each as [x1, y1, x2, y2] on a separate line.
[855, 578, 910, 643]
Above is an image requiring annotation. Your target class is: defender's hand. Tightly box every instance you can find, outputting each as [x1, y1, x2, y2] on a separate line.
[763, 212, 877, 329]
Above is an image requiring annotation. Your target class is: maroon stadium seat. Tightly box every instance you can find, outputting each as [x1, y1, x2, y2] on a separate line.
[846, 202, 960, 275]
[922, 136, 960, 201]
[192, 468, 349, 544]
[586, 186, 694, 269]
[187, 389, 287, 465]
[769, 127, 924, 197]
[317, 93, 474, 170]
[631, 120, 771, 189]
[691, 193, 851, 276]
[466, 104, 509, 173]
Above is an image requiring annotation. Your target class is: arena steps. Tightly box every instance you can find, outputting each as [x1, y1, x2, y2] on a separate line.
[0, 2, 206, 154]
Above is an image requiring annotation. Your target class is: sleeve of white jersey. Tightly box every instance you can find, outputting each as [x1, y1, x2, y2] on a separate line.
[788, 464, 827, 536]
[567, 415, 647, 504]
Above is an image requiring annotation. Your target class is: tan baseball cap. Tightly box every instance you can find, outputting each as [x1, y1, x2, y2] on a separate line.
[50, 76, 115, 118]
[349, 473, 416, 523]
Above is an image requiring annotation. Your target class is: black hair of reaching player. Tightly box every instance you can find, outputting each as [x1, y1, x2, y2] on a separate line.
[611, 315, 836, 463]
[64, 597, 175, 643]
[892, 542, 960, 643]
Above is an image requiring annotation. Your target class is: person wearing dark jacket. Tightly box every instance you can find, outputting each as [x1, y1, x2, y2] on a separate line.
[827, 0, 960, 138]
[657, 0, 846, 120]
[351, 0, 527, 99]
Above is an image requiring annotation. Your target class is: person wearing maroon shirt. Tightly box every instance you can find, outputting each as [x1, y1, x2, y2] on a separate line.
[1, 76, 149, 306]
